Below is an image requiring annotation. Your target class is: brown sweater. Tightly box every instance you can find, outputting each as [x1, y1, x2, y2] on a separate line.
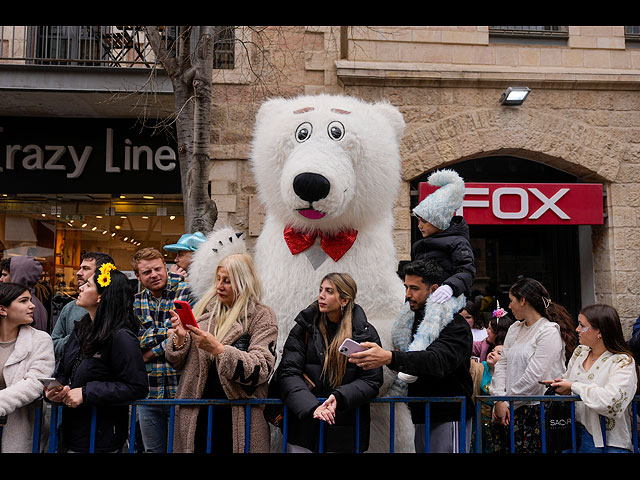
[165, 300, 278, 453]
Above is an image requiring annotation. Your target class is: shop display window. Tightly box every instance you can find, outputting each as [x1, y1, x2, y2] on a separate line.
[0, 193, 185, 297]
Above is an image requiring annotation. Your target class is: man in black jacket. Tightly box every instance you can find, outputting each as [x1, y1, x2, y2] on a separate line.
[349, 259, 473, 453]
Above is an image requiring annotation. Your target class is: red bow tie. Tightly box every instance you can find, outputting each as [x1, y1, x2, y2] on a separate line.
[284, 226, 358, 262]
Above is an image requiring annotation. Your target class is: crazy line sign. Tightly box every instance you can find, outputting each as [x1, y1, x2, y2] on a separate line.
[418, 182, 604, 225]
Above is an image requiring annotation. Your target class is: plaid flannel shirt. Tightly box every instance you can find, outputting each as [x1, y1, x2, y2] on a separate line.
[135, 272, 192, 399]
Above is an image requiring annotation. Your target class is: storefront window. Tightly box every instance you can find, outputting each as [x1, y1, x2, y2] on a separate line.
[0, 193, 185, 298]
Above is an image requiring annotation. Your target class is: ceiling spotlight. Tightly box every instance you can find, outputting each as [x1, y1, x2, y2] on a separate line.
[499, 86, 531, 106]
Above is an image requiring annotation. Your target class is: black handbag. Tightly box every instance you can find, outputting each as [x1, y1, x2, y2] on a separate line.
[264, 330, 314, 429]
[543, 385, 573, 453]
[264, 368, 315, 429]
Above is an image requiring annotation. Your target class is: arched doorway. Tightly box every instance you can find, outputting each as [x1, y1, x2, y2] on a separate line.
[409, 155, 599, 322]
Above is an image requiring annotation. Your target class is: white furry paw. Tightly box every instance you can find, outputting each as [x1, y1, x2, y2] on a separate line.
[398, 372, 418, 383]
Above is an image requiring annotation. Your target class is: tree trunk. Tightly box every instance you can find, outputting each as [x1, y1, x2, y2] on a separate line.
[144, 26, 217, 235]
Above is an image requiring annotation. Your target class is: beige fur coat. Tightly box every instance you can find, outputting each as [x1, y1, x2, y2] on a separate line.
[165, 300, 277, 453]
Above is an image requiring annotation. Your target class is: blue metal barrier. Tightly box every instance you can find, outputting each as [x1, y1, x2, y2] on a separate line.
[475, 394, 640, 453]
[3, 395, 639, 453]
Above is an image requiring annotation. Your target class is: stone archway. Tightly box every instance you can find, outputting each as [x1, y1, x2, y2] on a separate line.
[399, 108, 625, 184]
[395, 108, 638, 329]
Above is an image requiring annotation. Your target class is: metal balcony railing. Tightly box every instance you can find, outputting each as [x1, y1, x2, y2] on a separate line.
[0, 26, 235, 69]
[2, 395, 639, 454]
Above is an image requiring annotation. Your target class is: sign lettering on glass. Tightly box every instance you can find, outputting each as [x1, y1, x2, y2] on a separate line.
[0, 117, 180, 194]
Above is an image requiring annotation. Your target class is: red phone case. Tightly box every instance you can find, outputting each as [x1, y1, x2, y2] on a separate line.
[174, 300, 199, 329]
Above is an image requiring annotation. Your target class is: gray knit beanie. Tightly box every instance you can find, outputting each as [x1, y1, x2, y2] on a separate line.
[412, 169, 465, 230]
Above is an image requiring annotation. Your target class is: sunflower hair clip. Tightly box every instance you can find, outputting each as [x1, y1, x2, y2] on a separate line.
[97, 262, 117, 288]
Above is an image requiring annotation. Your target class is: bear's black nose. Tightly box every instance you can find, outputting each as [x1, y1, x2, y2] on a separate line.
[293, 172, 330, 203]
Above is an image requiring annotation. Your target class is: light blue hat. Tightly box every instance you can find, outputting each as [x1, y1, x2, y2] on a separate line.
[412, 169, 465, 231]
[163, 232, 207, 252]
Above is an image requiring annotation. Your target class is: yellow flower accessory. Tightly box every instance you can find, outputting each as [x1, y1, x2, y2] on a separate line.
[97, 262, 117, 288]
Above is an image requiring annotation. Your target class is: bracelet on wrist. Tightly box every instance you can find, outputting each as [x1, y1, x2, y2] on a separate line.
[173, 335, 186, 350]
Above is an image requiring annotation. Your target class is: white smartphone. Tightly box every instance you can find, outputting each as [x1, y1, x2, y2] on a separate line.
[338, 338, 367, 357]
[39, 377, 63, 390]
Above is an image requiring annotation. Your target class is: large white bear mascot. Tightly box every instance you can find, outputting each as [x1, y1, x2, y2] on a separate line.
[249, 94, 412, 452]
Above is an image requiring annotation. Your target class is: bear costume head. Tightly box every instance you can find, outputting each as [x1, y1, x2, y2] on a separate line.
[251, 94, 405, 234]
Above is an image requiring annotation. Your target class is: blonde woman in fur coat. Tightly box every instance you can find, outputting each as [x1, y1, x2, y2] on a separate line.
[0, 282, 55, 453]
[166, 253, 277, 453]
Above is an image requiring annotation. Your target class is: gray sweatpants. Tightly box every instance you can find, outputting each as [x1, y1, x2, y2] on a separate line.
[414, 419, 472, 453]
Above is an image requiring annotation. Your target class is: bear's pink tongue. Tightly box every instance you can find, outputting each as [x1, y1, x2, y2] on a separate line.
[298, 209, 325, 219]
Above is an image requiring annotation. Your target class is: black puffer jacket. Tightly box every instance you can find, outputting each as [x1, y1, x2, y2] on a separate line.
[277, 302, 383, 452]
[389, 313, 473, 425]
[411, 215, 475, 298]
[54, 321, 148, 453]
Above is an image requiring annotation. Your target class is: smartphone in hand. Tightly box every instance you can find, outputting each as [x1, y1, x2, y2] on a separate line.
[39, 378, 63, 390]
[174, 300, 199, 329]
[338, 338, 367, 357]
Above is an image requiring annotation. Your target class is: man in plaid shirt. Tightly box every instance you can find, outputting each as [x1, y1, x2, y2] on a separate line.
[133, 247, 192, 453]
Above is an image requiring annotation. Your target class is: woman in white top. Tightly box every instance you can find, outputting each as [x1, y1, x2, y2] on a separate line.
[0, 282, 55, 453]
[490, 278, 575, 453]
[550, 304, 637, 453]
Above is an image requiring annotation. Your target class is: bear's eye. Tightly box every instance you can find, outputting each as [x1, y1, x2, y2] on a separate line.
[295, 122, 312, 143]
[327, 121, 345, 141]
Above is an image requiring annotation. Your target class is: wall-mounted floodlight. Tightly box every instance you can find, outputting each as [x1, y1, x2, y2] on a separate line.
[499, 87, 531, 106]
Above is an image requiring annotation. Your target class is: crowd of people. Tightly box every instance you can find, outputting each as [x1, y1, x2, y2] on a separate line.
[1, 172, 640, 454]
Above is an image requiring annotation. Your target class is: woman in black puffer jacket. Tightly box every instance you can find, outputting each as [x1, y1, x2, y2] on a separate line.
[45, 265, 148, 453]
[276, 272, 383, 453]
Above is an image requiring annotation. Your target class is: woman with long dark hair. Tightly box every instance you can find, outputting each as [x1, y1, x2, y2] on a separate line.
[44, 264, 148, 453]
[490, 277, 572, 453]
[0, 282, 55, 453]
[550, 304, 637, 453]
[276, 272, 383, 453]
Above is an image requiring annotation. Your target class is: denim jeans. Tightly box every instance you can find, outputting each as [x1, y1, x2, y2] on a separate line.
[138, 404, 172, 453]
[563, 423, 631, 454]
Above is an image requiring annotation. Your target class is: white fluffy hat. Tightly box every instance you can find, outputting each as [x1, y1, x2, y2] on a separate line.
[412, 169, 465, 231]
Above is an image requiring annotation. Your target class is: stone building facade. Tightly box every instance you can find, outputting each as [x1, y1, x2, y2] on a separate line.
[209, 26, 640, 332]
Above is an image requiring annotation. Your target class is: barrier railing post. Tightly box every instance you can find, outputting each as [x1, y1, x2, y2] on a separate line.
[244, 404, 251, 453]
[459, 398, 466, 453]
[167, 404, 175, 453]
[206, 404, 213, 453]
[509, 402, 515, 453]
[389, 401, 395, 453]
[633, 401, 638, 453]
[89, 406, 97, 453]
[570, 402, 576, 452]
[128, 405, 137, 453]
[282, 405, 288, 453]
[354, 406, 360, 454]
[32, 404, 42, 453]
[474, 398, 482, 452]
[423, 401, 430, 453]
[540, 401, 547, 453]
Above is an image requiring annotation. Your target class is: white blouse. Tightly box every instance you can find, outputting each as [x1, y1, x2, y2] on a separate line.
[491, 317, 566, 406]
[563, 345, 637, 450]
